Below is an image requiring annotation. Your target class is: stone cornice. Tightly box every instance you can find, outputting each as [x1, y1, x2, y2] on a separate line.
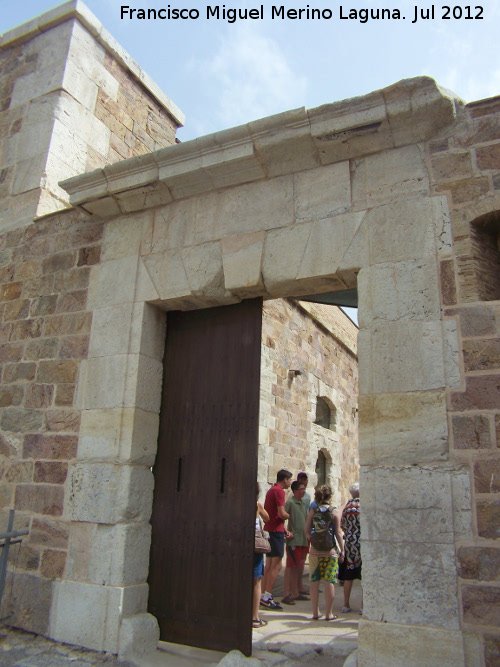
[0, 0, 185, 127]
[60, 76, 463, 218]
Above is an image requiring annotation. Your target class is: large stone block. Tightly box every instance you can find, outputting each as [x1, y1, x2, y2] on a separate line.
[66, 463, 154, 523]
[118, 612, 159, 660]
[359, 390, 448, 465]
[198, 174, 294, 240]
[369, 320, 446, 393]
[363, 144, 430, 208]
[100, 212, 153, 262]
[78, 407, 160, 465]
[361, 465, 471, 546]
[89, 302, 166, 360]
[1, 572, 53, 635]
[87, 256, 159, 309]
[67, 521, 152, 586]
[221, 231, 265, 297]
[361, 539, 459, 628]
[358, 620, 466, 667]
[293, 162, 351, 222]
[358, 256, 440, 327]
[297, 211, 365, 282]
[181, 241, 228, 301]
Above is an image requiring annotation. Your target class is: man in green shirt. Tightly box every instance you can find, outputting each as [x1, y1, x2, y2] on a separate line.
[281, 481, 310, 604]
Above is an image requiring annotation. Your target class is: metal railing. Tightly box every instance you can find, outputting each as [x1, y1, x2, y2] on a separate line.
[0, 510, 29, 612]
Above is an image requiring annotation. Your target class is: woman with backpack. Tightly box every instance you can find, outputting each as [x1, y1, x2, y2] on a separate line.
[305, 484, 344, 620]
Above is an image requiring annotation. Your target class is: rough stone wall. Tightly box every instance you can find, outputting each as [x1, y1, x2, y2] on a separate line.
[259, 298, 358, 507]
[431, 95, 500, 663]
[0, 15, 180, 230]
[0, 208, 102, 634]
[94, 54, 177, 166]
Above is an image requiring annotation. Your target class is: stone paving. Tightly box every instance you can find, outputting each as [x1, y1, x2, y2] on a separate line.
[0, 572, 360, 667]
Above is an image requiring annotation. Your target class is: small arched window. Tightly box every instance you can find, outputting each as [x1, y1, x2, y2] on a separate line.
[314, 396, 336, 431]
[315, 451, 327, 486]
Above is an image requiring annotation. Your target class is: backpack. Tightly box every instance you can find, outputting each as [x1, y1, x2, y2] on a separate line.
[310, 505, 334, 551]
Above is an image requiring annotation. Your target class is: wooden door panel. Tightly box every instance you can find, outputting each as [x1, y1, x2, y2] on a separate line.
[148, 299, 262, 655]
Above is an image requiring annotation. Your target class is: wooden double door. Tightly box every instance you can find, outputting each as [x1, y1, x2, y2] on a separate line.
[148, 299, 263, 655]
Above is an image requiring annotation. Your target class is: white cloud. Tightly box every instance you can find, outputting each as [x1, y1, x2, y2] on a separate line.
[193, 25, 307, 130]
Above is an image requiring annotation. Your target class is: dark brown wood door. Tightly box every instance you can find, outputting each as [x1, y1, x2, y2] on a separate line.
[148, 299, 263, 656]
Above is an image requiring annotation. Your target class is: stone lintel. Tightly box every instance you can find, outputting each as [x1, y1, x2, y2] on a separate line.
[60, 76, 461, 219]
[0, 0, 185, 127]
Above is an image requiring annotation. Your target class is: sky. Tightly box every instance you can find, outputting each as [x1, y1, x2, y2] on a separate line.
[1, 0, 498, 324]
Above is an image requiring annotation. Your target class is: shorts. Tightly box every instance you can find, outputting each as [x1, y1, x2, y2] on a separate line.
[309, 555, 339, 583]
[286, 545, 309, 569]
[254, 553, 264, 579]
[267, 531, 285, 559]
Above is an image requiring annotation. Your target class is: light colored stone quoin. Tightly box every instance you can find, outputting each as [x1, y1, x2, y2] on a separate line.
[1, 2, 500, 665]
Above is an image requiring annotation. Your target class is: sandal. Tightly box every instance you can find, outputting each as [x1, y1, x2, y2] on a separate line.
[281, 595, 296, 605]
[311, 615, 323, 620]
[325, 615, 339, 621]
[293, 594, 310, 601]
[252, 618, 268, 628]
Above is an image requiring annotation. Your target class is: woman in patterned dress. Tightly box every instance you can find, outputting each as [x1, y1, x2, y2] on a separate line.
[338, 482, 362, 613]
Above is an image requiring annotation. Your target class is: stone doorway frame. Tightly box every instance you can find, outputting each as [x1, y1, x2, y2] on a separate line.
[52, 77, 473, 665]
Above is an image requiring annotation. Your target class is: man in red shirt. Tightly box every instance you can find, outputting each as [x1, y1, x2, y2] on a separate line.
[260, 469, 293, 610]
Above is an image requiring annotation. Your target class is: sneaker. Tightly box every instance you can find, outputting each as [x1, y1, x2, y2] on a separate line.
[260, 598, 283, 611]
[359, 609, 363, 615]
[342, 606, 352, 613]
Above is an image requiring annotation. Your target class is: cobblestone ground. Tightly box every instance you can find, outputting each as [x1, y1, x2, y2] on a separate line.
[0, 625, 136, 667]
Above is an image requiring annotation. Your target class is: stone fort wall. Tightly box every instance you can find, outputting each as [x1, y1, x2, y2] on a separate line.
[0, 3, 182, 230]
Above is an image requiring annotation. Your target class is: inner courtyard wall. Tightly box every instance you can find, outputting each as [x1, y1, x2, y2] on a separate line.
[259, 298, 358, 506]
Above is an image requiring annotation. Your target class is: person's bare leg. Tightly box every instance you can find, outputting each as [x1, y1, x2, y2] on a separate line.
[343, 579, 353, 608]
[325, 582, 335, 619]
[283, 567, 292, 597]
[262, 557, 282, 597]
[290, 568, 300, 598]
[298, 563, 308, 594]
[253, 578, 261, 621]
[261, 557, 273, 597]
[310, 581, 320, 618]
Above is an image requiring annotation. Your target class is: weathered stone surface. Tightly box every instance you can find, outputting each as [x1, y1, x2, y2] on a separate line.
[40, 549, 66, 578]
[474, 458, 500, 492]
[24, 384, 54, 409]
[44, 408, 80, 432]
[1, 408, 42, 432]
[358, 620, 466, 667]
[34, 461, 68, 484]
[217, 650, 261, 666]
[29, 517, 69, 549]
[451, 375, 500, 411]
[15, 484, 64, 516]
[118, 613, 159, 660]
[23, 434, 78, 460]
[359, 390, 448, 465]
[221, 231, 265, 297]
[462, 585, 500, 626]
[79, 408, 159, 465]
[447, 305, 496, 337]
[463, 338, 500, 372]
[0, 460, 33, 483]
[440, 260, 457, 306]
[36, 359, 78, 384]
[67, 521, 151, 586]
[3, 361, 36, 383]
[293, 161, 351, 222]
[1, 572, 53, 635]
[477, 501, 500, 539]
[458, 546, 500, 581]
[66, 463, 154, 524]
[452, 415, 491, 449]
